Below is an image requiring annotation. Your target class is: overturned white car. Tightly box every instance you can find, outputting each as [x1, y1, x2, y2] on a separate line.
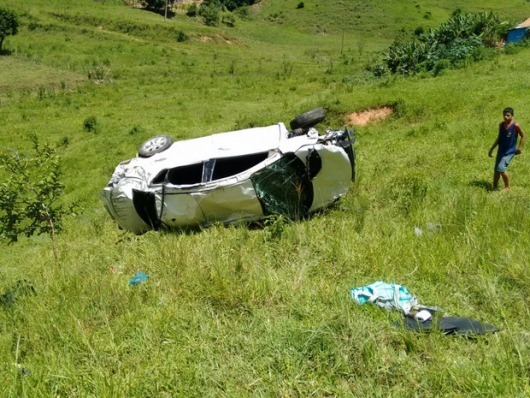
[101, 108, 356, 234]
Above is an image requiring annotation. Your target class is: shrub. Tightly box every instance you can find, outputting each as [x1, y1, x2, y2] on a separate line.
[471, 46, 496, 61]
[59, 137, 70, 147]
[414, 26, 424, 36]
[391, 99, 407, 119]
[128, 125, 145, 135]
[176, 30, 188, 42]
[382, 11, 505, 76]
[83, 116, 99, 134]
[370, 61, 389, 78]
[0, 8, 19, 53]
[87, 63, 111, 82]
[234, 6, 250, 19]
[199, 2, 220, 26]
[432, 59, 451, 76]
[503, 42, 521, 55]
[222, 14, 235, 27]
[0, 135, 76, 264]
[296, 2, 305, 9]
[217, 0, 257, 12]
[186, 3, 197, 17]
[145, 0, 165, 9]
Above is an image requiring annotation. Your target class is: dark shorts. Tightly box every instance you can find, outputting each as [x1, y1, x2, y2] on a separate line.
[495, 153, 515, 173]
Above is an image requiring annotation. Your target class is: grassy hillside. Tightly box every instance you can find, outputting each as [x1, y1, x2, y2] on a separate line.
[1, 0, 530, 396]
[257, 0, 528, 37]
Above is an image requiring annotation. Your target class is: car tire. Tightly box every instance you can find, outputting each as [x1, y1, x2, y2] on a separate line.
[138, 135, 173, 158]
[290, 108, 326, 130]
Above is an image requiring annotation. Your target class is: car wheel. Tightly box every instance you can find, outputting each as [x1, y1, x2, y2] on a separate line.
[138, 135, 173, 158]
[289, 108, 326, 130]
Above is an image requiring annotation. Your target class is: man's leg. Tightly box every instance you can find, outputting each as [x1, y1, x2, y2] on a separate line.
[493, 171, 501, 190]
[494, 154, 514, 191]
[501, 171, 510, 190]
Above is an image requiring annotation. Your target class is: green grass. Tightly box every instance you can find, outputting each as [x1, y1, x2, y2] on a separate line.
[1, 0, 530, 396]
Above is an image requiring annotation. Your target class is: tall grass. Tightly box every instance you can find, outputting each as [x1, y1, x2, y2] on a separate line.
[1, 0, 530, 396]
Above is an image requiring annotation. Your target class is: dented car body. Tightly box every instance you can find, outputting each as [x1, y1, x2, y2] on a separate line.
[101, 109, 355, 234]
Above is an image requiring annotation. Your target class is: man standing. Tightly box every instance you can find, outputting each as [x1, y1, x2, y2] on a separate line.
[488, 107, 526, 191]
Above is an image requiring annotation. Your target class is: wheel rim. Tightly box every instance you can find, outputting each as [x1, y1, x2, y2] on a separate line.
[143, 137, 167, 153]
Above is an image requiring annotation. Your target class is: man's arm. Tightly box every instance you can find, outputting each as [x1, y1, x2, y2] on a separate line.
[516, 124, 526, 155]
[489, 137, 499, 157]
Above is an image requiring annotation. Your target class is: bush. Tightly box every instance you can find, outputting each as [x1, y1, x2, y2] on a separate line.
[504, 42, 521, 55]
[382, 11, 505, 76]
[296, 2, 305, 9]
[217, 0, 257, 12]
[391, 99, 407, 119]
[83, 116, 99, 134]
[199, 2, 220, 26]
[176, 30, 188, 42]
[0, 8, 19, 53]
[234, 6, 250, 19]
[222, 14, 235, 27]
[128, 125, 145, 135]
[0, 135, 76, 264]
[471, 46, 496, 61]
[186, 3, 197, 17]
[145, 0, 165, 9]
[432, 59, 451, 76]
[370, 61, 388, 78]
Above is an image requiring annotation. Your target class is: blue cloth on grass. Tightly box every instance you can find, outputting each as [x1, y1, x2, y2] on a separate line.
[350, 281, 418, 315]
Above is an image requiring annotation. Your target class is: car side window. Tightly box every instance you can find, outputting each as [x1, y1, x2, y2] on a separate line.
[211, 152, 270, 182]
[156, 152, 271, 186]
[167, 163, 203, 185]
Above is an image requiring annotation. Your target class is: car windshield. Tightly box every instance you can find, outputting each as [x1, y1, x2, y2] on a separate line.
[251, 153, 313, 218]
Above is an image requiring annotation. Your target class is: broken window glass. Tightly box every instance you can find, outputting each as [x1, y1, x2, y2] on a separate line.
[251, 153, 313, 218]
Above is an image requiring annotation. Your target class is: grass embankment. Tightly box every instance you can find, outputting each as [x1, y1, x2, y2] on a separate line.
[1, 0, 530, 396]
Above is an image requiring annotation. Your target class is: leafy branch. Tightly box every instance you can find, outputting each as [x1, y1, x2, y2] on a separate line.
[0, 135, 76, 264]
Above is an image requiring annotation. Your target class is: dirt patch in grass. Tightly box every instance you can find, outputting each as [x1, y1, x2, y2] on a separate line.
[198, 35, 239, 45]
[347, 106, 393, 126]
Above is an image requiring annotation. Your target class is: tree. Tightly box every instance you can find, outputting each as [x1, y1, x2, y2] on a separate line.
[186, 3, 198, 17]
[218, 0, 257, 12]
[0, 135, 75, 265]
[0, 8, 19, 54]
[145, 0, 165, 9]
[199, 1, 221, 26]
